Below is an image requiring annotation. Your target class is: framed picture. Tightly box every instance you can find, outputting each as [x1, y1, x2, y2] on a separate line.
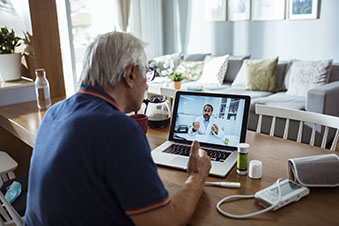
[204, 0, 227, 21]
[251, 0, 286, 21]
[288, 0, 319, 20]
[228, 0, 250, 21]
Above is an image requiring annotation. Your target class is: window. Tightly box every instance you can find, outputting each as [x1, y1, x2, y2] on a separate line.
[57, 0, 163, 96]
[57, 0, 120, 95]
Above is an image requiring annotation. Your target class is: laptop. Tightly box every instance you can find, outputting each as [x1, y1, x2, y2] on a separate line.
[151, 91, 251, 177]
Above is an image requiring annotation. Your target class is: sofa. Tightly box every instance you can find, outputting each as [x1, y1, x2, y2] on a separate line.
[148, 53, 339, 147]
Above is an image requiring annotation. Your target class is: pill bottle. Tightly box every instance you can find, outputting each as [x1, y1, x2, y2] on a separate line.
[237, 143, 249, 175]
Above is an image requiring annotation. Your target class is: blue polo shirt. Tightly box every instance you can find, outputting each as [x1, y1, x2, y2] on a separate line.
[24, 85, 170, 226]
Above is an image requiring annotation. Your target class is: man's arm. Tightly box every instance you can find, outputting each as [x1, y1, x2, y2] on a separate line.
[130, 141, 211, 226]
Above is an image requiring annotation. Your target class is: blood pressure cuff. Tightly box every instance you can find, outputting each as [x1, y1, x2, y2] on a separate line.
[288, 154, 339, 187]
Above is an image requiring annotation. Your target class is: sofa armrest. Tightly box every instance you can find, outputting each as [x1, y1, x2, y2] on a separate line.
[306, 81, 339, 116]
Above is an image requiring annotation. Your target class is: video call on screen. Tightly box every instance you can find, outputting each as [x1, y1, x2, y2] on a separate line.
[173, 94, 246, 147]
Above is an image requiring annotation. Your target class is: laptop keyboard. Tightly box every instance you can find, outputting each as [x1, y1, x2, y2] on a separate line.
[162, 144, 231, 162]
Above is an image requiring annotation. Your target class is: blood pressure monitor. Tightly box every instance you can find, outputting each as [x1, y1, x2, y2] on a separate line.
[254, 179, 310, 211]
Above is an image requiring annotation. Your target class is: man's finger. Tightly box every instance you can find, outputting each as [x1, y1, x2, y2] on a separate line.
[190, 140, 200, 157]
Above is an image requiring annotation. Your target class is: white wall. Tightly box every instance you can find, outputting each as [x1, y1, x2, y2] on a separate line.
[230, 0, 339, 61]
[163, 0, 339, 62]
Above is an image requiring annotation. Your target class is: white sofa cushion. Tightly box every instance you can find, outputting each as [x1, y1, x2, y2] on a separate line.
[198, 54, 229, 85]
[250, 92, 306, 112]
[231, 62, 248, 88]
[211, 86, 272, 99]
[286, 59, 333, 96]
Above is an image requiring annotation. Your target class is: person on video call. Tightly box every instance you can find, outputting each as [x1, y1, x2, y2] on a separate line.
[188, 104, 224, 139]
[24, 32, 211, 226]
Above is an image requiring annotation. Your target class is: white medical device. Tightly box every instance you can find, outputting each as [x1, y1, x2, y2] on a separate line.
[254, 179, 310, 211]
[216, 178, 310, 218]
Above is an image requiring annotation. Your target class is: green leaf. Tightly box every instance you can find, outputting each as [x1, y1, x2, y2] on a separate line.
[0, 26, 22, 54]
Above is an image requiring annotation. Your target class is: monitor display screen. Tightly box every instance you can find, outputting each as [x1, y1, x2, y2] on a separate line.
[171, 94, 247, 148]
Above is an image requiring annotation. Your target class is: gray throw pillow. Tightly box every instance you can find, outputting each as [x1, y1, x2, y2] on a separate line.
[223, 55, 251, 83]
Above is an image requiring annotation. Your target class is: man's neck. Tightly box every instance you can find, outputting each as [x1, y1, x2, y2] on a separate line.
[106, 86, 128, 113]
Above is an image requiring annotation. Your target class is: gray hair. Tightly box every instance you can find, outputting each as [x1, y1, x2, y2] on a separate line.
[79, 32, 147, 90]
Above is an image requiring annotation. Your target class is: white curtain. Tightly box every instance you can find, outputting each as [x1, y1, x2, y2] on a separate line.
[177, 0, 192, 54]
[116, 0, 131, 32]
[129, 0, 163, 60]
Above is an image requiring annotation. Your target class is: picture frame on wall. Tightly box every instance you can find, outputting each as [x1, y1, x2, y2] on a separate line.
[251, 0, 286, 21]
[288, 0, 319, 20]
[204, 0, 227, 21]
[228, 0, 250, 21]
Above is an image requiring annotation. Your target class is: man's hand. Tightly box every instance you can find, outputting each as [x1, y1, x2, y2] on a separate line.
[187, 141, 211, 180]
[211, 124, 219, 134]
[132, 140, 211, 226]
[192, 122, 200, 132]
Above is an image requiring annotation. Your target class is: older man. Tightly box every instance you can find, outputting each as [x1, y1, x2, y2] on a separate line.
[24, 32, 211, 226]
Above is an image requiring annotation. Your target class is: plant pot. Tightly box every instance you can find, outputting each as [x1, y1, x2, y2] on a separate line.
[174, 81, 181, 89]
[0, 53, 22, 81]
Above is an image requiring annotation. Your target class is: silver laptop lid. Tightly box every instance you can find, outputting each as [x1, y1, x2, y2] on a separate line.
[168, 91, 251, 151]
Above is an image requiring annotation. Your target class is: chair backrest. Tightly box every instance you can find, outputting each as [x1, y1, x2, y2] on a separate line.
[0, 178, 23, 226]
[0, 152, 18, 182]
[255, 104, 339, 151]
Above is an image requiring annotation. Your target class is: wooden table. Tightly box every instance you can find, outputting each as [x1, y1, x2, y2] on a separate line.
[0, 98, 63, 175]
[1, 101, 339, 225]
[147, 127, 339, 226]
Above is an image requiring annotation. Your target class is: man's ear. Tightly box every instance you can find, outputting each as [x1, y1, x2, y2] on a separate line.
[123, 64, 137, 88]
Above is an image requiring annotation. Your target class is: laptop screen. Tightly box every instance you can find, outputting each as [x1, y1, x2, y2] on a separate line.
[169, 91, 250, 150]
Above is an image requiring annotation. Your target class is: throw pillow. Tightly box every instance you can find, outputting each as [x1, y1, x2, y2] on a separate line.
[198, 55, 229, 85]
[149, 53, 183, 77]
[223, 55, 251, 83]
[175, 60, 204, 81]
[246, 57, 279, 92]
[231, 62, 248, 88]
[286, 59, 333, 97]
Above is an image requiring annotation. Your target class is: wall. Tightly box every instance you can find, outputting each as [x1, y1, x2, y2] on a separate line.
[163, 0, 339, 62]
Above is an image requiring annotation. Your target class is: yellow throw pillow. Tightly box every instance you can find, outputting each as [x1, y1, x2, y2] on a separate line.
[246, 57, 279, 92]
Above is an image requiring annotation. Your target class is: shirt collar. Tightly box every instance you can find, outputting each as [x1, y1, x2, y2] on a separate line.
[78, 85, 122, 112]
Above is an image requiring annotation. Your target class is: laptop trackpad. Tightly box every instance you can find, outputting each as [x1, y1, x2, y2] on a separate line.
[169, 157, 188, 169]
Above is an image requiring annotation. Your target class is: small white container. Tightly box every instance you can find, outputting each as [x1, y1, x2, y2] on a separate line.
[249, 160, 263, 179]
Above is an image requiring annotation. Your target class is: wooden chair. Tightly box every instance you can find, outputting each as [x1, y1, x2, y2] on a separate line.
[0, 152, 18, 182]
[255, 104, 339, 151]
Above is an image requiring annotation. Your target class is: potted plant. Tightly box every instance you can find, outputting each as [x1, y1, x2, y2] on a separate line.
[169, 71, 184, 89]
[0, 27, 23, 81]
[168, 71, 184, 89]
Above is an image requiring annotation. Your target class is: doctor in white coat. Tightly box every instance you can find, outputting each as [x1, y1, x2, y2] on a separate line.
[188, 104, 224, 140]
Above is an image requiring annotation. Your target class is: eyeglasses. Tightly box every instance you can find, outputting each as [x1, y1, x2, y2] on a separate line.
[145, 67, 157, 82]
